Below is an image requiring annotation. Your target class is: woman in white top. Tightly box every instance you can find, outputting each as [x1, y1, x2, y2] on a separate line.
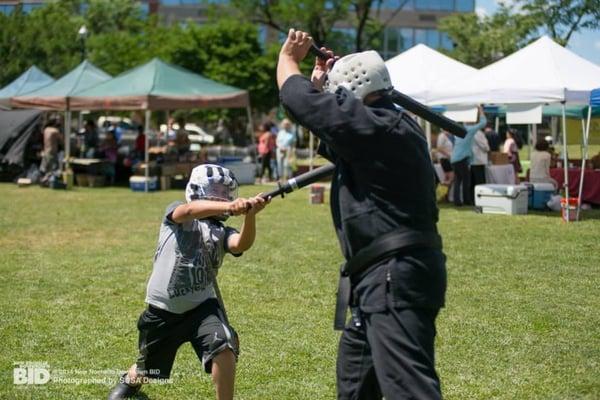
[530, 140, 558, 189]
[435, 130, 454, 185]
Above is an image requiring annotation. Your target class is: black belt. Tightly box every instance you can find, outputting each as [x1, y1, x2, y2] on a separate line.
[334, 230, 442, 330]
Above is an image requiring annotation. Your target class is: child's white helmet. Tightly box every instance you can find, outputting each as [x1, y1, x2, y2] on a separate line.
[186, 164, 239, 204]
[324, 50, 393, 100]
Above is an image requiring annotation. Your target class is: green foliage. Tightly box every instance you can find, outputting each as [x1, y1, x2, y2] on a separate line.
[227, 0, 352, 47]
[0, 2, 83, 86]
[438, 6, 538, 68]
[171, 20, 279, 113]
[518, 0, 600, 45]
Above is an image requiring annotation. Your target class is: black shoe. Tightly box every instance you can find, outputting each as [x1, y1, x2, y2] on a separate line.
[107, 375, 141, 400]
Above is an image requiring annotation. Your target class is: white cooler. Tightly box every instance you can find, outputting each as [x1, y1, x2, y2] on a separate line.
[474, 184, 529, 215]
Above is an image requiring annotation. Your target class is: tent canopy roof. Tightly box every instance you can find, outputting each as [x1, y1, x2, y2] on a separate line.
[70, 58, 249, 110]
[11, 60, 111, 110]
[385, 44, 477, 105]
[0, 66, 54, 106]
[430, 36, 600, 106]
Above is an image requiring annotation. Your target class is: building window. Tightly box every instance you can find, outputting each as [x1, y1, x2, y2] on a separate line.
[380, 0, 414, 10]
[22, 3, 44, 13]
[440, 32, 453, 49]
[426, 29, 440, 48]
[0, 5, 16, 15]
[399, 28, 414, 51]
[455, 0, 474, 12]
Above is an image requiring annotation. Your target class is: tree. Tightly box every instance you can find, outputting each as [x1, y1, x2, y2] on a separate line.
[0, 2, 83, 86]
[171, 20, 279, 113]
[517, 0, 600, 45]
[225, 0, 410, 54]
[438, 5, 537, 68]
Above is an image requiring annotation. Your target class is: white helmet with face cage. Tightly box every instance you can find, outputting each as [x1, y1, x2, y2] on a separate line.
[186, 164, 239, 211]
[325, 50, 393, 100]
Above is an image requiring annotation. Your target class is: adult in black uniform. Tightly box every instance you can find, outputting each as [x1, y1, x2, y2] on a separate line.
[277, 29, 447, 399]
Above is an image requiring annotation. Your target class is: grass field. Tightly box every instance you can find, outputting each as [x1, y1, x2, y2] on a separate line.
[0, 183, 599, 400]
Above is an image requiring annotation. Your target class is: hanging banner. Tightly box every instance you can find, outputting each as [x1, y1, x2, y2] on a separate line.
[506, 104, 542, 124]
[443, 105, 478, 123]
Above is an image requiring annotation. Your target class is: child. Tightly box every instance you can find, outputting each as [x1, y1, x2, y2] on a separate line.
[108, 164, 268, 400]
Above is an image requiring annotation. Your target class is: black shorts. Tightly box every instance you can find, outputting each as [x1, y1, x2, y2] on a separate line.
[135, 298, 239, 379]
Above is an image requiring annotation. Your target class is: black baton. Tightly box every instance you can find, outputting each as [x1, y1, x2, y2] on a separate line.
[309, 43, 467, 138]
[261, 163, 335, 200]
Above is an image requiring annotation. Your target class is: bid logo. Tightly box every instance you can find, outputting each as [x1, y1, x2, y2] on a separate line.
[13, 362, 50, 385]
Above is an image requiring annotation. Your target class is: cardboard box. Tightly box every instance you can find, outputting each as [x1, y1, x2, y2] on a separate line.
[175, 162, 194, 176]
[489, 152, 509, 165]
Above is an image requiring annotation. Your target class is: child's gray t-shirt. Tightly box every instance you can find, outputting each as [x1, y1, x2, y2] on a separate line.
[145, 201, 240, 314]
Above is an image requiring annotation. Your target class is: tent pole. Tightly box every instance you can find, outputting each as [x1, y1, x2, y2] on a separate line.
[527, 124, 531, 161]
[145, 109, 151, 193]
[245, 105, 257, 167]
[561, 103, 569, 222]
[65, 109, 71, 171]
[495, 116, 499, 133]
[576, 106, 592, 220]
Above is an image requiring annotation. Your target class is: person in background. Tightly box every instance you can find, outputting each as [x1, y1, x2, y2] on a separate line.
[257, 123, 276, 183]
[276, 118, 296, 181]
[436, 130, 454, 186]
[134, 125, 146, 160]
[503, 129, 522, 184]
[174, 118, 191, 159]
[530, 140, 558, 189]
[100, 130, 118, 185]
[80, 119, 99, 158]
[450, 106, 487, 206]
[470, 128, 490, 194]
[40, 118, 63, 176]
[484, 125, 501, 152]
[166, 117, 177, 144]
[265, 121, 279, 181]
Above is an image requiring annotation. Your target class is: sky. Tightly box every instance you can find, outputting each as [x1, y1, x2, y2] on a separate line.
[476, 0, 600, 65]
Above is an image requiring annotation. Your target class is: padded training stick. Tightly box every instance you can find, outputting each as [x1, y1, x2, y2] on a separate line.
[261, 163, 335, 199]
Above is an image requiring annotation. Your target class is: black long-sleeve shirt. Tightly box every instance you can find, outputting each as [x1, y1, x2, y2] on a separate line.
[280, 75, 439, 261]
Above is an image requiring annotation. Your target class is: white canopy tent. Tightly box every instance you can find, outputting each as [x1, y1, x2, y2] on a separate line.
[385, 44, 478, 146]
[386, 44, 478, 105]
[429, 36, 600, 106]
[428, 36, 600, 221]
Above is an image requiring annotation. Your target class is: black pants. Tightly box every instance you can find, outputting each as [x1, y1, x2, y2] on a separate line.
[337, 308, 441, 400]
[470, 164, 486, 195]
[452, 158, 471, 206]
[336, 249, 446, 400]
[260, 152, 273, 180]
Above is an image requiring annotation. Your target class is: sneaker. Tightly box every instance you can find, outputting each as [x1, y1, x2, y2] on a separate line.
[107, 374, 141, 400]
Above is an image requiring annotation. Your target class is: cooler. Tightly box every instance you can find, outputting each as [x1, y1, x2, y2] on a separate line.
[130, 176, 158, 192]
[531, 182, 555, 210]
[474, 184, 528, 215]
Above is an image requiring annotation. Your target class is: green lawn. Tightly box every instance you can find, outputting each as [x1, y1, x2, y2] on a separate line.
[0, 184, 599, 400]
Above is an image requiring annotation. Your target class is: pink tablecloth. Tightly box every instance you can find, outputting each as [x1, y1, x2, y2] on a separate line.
[550, 168, 600, 205]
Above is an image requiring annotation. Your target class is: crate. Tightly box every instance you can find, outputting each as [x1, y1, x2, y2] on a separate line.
[489, 152, 509, 165]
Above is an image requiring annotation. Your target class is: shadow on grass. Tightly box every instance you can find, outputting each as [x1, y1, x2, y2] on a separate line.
[134, 391, 150, 400]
